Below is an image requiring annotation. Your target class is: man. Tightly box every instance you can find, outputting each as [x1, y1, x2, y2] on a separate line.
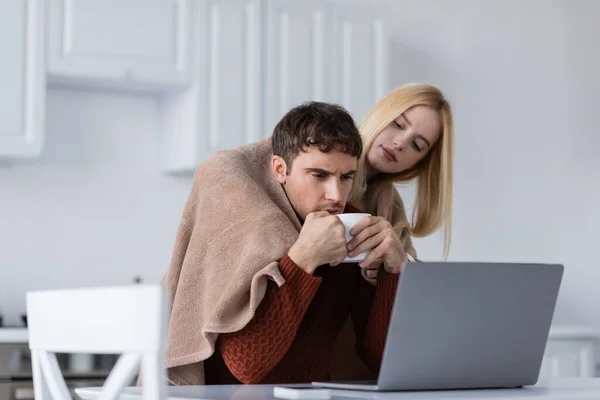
[163, 102, 408, 385]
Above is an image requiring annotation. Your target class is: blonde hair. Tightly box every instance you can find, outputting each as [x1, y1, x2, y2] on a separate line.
[349, 83, 454, 259]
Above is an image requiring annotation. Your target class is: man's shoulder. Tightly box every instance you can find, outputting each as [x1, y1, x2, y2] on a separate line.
[203, 147, 244, 169]
[194, 139, 272, 176]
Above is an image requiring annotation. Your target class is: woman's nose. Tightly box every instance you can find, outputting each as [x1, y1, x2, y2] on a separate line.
[393, 139, 405, 151]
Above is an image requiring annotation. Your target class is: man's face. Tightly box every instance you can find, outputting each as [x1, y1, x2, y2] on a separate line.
[272, 147, 358, 222]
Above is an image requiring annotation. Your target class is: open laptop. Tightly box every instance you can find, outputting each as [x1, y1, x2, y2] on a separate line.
[313, 261, 564, 392]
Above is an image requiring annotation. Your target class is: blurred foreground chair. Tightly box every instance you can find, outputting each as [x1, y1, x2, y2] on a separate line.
[27, 284, 169, 400]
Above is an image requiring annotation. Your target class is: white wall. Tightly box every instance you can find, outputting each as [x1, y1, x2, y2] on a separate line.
[1, 0, 599, 331]
[0, 89, 192, 324]
[375, 0, 600, 328]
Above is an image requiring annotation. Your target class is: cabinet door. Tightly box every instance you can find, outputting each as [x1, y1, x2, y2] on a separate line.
[329, 4, 389, 124]
[159, 0, 263, 173]
[201, 0, 263, 152]
[264, 0, 329, 134]
[47, 0, 192, 91]
[0, 0, 45, 159]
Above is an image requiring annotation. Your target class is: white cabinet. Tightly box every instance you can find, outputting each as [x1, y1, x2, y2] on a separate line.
[160, 0, 263, 173]
[265, 1, 387, 132]
[329, 5, 388, 123]
[264, 0, 329, 133]
[47, 0, 192, 91]
[1, 0, 388, 165]
[0, 0, 45, 159]
[540, 326, 600, 378]
[160, 0, 389, 173]
[201, 0, 263, 151]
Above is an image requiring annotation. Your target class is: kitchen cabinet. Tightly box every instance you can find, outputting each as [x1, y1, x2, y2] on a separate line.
[1, 340, 119, 400]
[159, 0, 263, 173]
[264, 0, 330, 133]
[47, 0, 192, 92]
[329, 4, 388, 123]
[199, 0, 263, 152]
[160, 0, 389, 173]
[0, 0, 45, 159]
[1, 0, 387, 166]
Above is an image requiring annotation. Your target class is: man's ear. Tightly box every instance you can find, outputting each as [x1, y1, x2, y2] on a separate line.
[271, 155, 288, 184]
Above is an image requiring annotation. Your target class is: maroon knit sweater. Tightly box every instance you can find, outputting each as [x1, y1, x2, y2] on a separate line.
[203, 252, 398, 384]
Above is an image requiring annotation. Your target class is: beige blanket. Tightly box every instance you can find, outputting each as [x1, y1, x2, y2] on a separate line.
[165, 139, 306, 385]
[163, 138, 414, 385]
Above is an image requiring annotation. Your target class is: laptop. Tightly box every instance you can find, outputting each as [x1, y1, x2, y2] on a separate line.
[312, 261, 563, 392]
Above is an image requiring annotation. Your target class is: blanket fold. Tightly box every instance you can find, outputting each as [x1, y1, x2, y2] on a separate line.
[165, 139, 301, 385]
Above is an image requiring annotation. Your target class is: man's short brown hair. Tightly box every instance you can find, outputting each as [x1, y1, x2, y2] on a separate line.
[272, 101, 363, 169]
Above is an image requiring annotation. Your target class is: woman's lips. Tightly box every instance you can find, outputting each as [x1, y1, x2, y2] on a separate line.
[381, 146, 397, 162]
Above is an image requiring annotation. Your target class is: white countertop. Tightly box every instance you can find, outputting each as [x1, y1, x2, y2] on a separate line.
[76, 378, 600, 400]
[1, 325, 597, 345]
[0, 327, 28, 343]
[548, 325, 600, 340]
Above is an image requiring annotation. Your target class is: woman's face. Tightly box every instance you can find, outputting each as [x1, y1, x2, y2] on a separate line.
[367, 105, 442, 175]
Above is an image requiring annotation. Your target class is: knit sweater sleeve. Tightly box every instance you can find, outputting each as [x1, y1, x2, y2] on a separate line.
[216, 254, 322, 384]
[351, 268, 399, 373]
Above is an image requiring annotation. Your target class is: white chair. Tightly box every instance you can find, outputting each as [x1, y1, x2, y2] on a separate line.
[26, 285, 169, 400]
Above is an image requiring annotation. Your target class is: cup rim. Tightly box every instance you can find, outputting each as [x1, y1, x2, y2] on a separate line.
[337, 212, 371, 217]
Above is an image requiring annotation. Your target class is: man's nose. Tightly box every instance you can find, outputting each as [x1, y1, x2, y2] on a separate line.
[325, 180, 343, 202]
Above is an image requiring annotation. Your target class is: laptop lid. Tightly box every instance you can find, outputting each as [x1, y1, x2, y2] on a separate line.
[377, 261, 563, 391]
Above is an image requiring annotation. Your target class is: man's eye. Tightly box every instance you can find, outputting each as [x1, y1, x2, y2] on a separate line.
[342, 175, 354, 180]
[312, 174, 326, 179]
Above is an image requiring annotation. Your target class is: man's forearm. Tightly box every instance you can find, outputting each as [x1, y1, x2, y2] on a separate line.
[217, 254, 322, 383]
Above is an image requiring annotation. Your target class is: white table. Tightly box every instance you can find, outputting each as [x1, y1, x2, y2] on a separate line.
[75, 378, 600, 400]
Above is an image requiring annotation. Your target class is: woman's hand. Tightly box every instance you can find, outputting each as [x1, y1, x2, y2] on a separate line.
[347, 216, 408, 275]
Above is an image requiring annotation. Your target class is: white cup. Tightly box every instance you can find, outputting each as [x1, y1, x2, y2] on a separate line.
[337, 213, 371, 263]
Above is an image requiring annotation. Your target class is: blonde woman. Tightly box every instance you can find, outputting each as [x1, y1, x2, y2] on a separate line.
[346, 83, 454, 280]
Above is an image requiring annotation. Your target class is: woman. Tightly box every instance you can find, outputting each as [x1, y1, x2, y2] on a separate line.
[346, 83, 455, 279]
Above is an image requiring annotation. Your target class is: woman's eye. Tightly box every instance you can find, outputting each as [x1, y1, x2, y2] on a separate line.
[412, 141, 422, 152]
[394, 121, 405, 130]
